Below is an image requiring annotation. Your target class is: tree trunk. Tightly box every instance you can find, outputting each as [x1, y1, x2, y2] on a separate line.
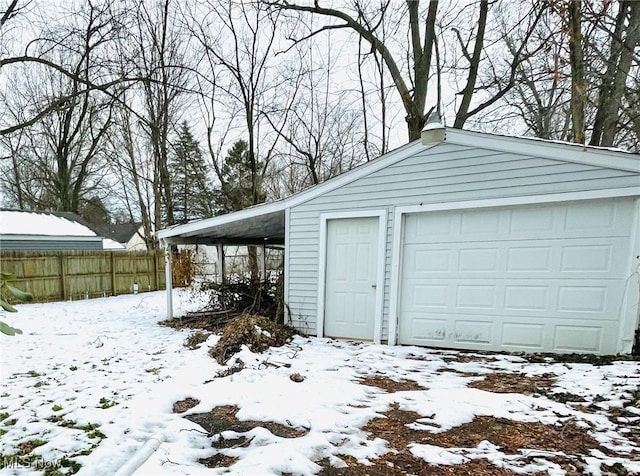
[454, 0, 489, 129]
[568, 0, 585, 144]
[590, 1, 640, 146]
[406, 107, 426, 142]
[247, 245, 261, 294]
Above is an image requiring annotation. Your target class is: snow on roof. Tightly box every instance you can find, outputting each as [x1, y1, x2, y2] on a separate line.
[0, 210, 97, 237]
[102, 238, 126, 250]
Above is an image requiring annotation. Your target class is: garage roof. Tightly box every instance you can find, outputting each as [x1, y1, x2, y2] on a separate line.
[156, 129, 639, 246]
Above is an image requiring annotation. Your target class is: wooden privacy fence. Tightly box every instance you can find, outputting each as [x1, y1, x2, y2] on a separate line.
[0, 251, 166, 302]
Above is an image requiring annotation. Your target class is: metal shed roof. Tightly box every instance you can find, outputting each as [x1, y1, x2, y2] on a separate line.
[157, 201, 286, 246]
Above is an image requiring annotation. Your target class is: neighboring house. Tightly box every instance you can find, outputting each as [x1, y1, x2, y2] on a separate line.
[158, 127, 640, 355]
[0, 209, 111, 251]
[95, 223, 147, 251]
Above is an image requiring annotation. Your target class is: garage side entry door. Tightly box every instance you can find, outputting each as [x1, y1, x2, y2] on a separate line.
[324, 217, 378, 340]
[398, 198, 634, 353]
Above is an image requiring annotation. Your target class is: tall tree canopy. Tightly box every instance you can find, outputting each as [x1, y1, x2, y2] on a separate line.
[0, 0, 638, 236]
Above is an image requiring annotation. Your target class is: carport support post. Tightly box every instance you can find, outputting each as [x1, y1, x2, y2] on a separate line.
[259, 243, 266, 280]
[163, 240, 173, 319]
[216, 244, 225, 284]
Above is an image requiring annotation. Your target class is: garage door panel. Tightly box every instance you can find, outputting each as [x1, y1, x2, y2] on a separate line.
[507, 246, 553, 272]
[406, 200, 633, 243]
[557, 286, 607, 313]
[402, 315, 619, 352]
[460, 209, 502, 235]
[565, 239, 628, 275]
[405, 239, 627, 278]
[504, 285, 550, 311]
[456, 284, 497, 310]
[453, 320, 493, 344]
[501, 322, 545, 350]
[508, 207, 556, 234]
[407, 283, 449, 308]
[412, 248, 451, 272]
[407, 213, 457, 242]
[398, 199, 633, 353]
[458, 248, 500, 272]
[554, 326, 604, 353]
[564, 201, 616, 232]
[403, 315, 447, 342]
[402, 278, 622, 320]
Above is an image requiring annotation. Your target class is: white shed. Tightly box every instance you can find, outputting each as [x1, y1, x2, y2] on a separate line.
[158, 128, 640, 355]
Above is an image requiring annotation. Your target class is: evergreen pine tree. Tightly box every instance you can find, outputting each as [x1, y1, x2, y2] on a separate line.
[169, 121, 216, 223]
[216, 139, 265, 213]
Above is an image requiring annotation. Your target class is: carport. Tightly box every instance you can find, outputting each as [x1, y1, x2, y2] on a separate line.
[157, 201, 286, 318]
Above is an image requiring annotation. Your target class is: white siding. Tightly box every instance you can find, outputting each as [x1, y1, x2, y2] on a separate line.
[285, 143, 639, 341]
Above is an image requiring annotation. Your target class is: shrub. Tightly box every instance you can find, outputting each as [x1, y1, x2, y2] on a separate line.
[1, 272, 33, 336]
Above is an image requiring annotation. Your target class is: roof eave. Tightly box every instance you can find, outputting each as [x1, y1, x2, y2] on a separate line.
[445, 129, 640, 173]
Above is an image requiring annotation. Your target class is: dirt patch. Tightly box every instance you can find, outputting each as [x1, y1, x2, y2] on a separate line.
[198, 453, 239, 469]
[363, 403, 428, 449]
[469, 372, 556, 394]
[208, 314, 295, 364]
[358, 375, 427, 392]
[172, 397, 200, 414]
[522, 353, 639, 366]
[186, 404, 308, 469]
[442, 352, 500, 364]
[538, 389, 587, 404]
[184, 405, 308, 439]
[425, 416, 599, 455]
[317, 454, 520, 475]
[363, 403, 602, 456]
[602, 406, 640, 448]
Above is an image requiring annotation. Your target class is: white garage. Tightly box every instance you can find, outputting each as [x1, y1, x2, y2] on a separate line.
[159, 127, 640, 355]
[396, 198, 635, 353]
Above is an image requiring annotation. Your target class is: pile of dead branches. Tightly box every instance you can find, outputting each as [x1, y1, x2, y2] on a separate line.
[209, 314, 295, 364]
[193, 274, 284, 325]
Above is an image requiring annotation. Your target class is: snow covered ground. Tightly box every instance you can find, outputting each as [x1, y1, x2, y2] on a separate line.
[0, 290, 639, 475]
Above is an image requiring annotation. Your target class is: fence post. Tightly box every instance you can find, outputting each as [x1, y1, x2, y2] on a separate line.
[153, 250, 159, 291]
[111, 252, 117, 296]
[59, 253, 67, 300]
[164, 244, 173, 319]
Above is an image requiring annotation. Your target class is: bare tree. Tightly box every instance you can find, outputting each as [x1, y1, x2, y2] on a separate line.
[568, 0, 586, 143]
[498, 0, 639, 148]
[0, 1, 140, 137]
[267, 0, 439, 142]
[188, 0, 283, 207]
[260, 27, 369, 193]
[187, 0, 290, 284]
[105, 94, 156, 248]
[126, 0, 195, 229]
[1, 1, 120, 213]
[589, 0, 640, 147]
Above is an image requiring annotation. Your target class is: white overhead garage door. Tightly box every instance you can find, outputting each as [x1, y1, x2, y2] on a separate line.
[398, 198, 634, 354]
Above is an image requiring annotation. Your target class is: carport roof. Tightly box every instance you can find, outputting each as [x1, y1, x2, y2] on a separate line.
[156, 200, 286, 245]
